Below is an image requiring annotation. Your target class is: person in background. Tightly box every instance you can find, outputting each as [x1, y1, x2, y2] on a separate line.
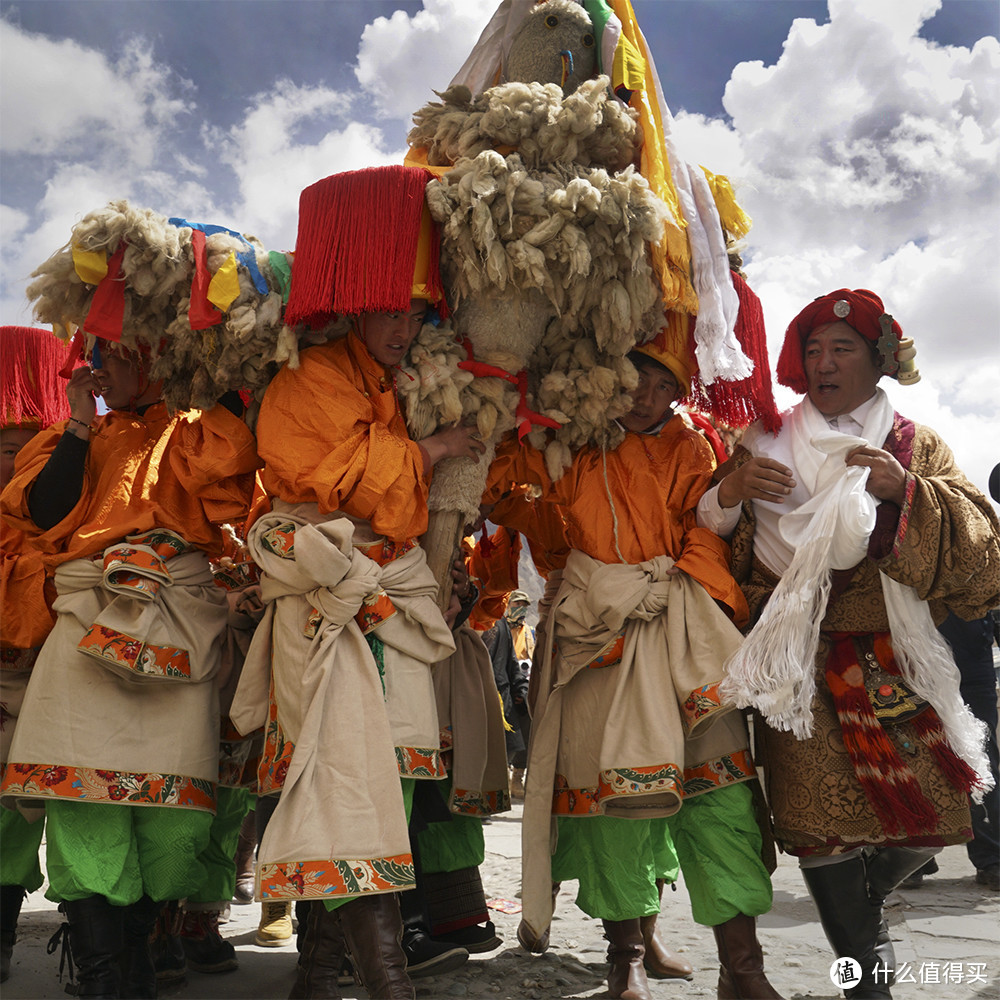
[700, 289, 999, 999]
[0, 326, 74, 984]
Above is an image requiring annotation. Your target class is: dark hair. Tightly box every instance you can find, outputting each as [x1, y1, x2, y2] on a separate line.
[627, 351, 674, 380]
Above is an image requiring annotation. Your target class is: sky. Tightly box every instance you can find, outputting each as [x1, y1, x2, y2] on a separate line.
[1, 0, 998, 502]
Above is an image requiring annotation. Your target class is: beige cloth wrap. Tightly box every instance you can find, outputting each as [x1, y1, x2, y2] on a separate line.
[3, 550, 226, 816]
[230, 512, 416, 899]
[433, 625, 511, 814]
[520, 549, 747, 942]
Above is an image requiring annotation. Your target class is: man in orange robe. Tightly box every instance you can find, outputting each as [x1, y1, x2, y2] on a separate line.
[486, 332, 780, 1000]
[0, 336, 259, 998]
[245, 165, 483, 1000]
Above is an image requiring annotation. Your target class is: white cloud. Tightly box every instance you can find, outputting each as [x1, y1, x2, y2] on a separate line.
[211, 80, 405, 250]
[355, 0, 498, 121]
[0, 19, 192, 166]
[670, 0, 999, 498]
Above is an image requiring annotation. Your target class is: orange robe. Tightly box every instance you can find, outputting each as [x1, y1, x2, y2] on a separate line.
[1, 522, 53, 653]
[1, 403, 261, 566]
[486, 414, 747, 625]
[256, 333, 430, 543]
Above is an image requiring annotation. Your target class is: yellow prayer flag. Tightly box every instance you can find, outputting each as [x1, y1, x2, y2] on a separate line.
[72, 246, 108, 286]
[207, 252, 240, 312]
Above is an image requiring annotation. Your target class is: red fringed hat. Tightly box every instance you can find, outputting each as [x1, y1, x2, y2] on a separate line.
[0, 326, 73, 430]
[685, 272, 781, 433]
[284, 165, 447, 328]
[776, 288, 917, 394]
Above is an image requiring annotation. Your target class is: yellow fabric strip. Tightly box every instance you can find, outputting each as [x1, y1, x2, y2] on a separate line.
[702, 168, 752, 239]
[207, 251, 241, 311]
[72, 246, 108, 286]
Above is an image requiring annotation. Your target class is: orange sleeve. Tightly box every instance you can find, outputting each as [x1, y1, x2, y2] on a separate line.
[169, 405, 262, 525]
[0, 425, 67, 540]
[0, 522, 55, 650]
[258, 348, 429, 541]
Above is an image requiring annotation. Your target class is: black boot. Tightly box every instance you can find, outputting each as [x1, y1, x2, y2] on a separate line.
[1, 884, 26, 983]
[119, 895, 161, 999]
[288, 901, 345, 999]
[178, 908, 238, 973]
[339, 894, 414, 999]
[62, 895, 125, 998]
[398, 885, 467, 978]
[802, 859, 891, 999]
[149, 901, 185, 985]
[233, 809, 256, 905]
[867, 847, 940, 902]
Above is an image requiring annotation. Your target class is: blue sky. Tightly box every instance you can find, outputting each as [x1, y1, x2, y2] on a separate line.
[1, 0, 998, 495]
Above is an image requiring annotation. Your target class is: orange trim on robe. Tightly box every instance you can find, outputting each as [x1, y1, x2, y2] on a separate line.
[256, 334, 430, 543]
[0, 404, 261, 568]
[485, 415, 748, 626]
[0, 521, 55, 651]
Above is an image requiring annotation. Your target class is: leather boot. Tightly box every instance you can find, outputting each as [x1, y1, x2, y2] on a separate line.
[149, 901, 186, 985]
[119, 895, 160, 999]
[178, 908, 238, 973]
[62, 895, 125, 998]
[233, 809, 256, 905]
[288, 901, 345, 1000]
[867, 847, 939, 903]
[712, 913, 783, 1000]
[1, 884, 25, 983]
[802, 858, 891, 999]
[602, 918, 651, 1000]
[339, 894, 414, 999]
[641, 879, 693, 980]
[516, 881, 560, 954]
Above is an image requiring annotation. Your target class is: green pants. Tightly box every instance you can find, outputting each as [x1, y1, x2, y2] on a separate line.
[416, 777, 485, 875]
[188, 786, 251, 905]
[45, 800, 214, 905]
[0, 808, 44, 892]
[323, 777, 416, 913]
[667, 781, 773, 926]
[552, 815, 679, 922]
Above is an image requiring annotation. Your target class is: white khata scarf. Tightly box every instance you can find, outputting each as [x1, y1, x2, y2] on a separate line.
[721, 389, 990, 789]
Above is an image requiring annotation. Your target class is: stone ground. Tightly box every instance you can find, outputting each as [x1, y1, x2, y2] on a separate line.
[4, 801, 998, 1000]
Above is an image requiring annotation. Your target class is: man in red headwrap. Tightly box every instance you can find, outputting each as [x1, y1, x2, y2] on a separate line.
[699, 289, 1000, 999]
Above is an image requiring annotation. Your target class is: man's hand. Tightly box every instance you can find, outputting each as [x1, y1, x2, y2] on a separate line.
[717, 457, 796, 508]
[65, 367, 100, 436]
[846, 446, 907, 504]
[419, 423, 486, 469]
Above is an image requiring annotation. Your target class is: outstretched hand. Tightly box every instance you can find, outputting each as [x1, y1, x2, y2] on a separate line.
[717, 457, 796, 508]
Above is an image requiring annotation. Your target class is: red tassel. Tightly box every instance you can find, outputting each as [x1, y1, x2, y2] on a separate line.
[912, 711, 981, 795]
[826, 638, 939, 838]
[1, 326, 75, 429]
[286, 165, 436, 327]
[687, 273, 782, 433]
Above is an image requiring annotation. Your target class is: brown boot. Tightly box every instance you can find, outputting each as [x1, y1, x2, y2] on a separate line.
[233, 808, 256, 905]
[339, 894, 414, 1000]
[713, 913, 783, 999]
[641, 879, 693, 980]
[288, 901, 345, 999]
[516, 882, 560, 954]
[602, 919, 652, 1000]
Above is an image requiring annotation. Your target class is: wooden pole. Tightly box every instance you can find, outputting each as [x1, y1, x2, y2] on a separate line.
[421, 508, 466, 613]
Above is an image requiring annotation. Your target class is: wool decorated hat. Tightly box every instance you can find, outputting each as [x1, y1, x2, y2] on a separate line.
[0, 326, 73, 430]
[777, 288, 920, 393]
[630, 323, 693, 396]
[284, 165, 447, 329]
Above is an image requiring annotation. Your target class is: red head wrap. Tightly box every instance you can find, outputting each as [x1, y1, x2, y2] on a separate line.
[776, 288, 904, 394]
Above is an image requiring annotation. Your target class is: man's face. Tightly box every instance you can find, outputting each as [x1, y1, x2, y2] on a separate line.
[0, 427, 38, 490]
[803, 321, 881, 417]
[620, 363, 680, 433]
[93, 352, 143, 410]
[359, 299, 427, 367]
